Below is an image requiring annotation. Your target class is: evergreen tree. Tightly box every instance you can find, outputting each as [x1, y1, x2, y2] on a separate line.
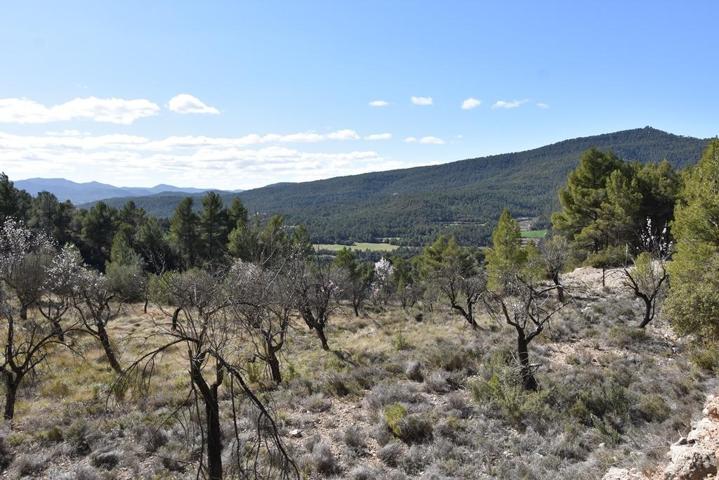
[665, 140, 719, 338]
[552, 149, 625, 253]
[227, 197, 249, 230]
[28, 191, 74, 245]
[199, 192, 229, 263]
[0, 173, 31, 224]
[486, 209, 527, 291]
[135, 217, 175, 273]
[169, 197, 199, 269]
[80, 202, 117, 269]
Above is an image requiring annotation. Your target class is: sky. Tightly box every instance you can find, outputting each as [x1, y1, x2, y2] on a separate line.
[1, 1, 718, 190]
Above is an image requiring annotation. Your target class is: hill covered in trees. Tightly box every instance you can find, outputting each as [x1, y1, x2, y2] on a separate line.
[94, 127, 708, 245]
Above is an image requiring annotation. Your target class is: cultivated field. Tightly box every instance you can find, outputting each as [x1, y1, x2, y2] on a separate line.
[313, 243, 400, 253]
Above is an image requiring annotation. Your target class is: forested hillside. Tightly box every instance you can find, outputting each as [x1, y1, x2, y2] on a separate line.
[95, 127, 708, 244]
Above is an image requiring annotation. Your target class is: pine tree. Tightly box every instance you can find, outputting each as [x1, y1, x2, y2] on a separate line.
[81, 202, 117, 269]
[169, 197, 199, 268]
[199, 192, 229, 263]
[486, 209, 527, 291]
[0, 173, 31, 224]
[227, 197, 249, 230]
[665, 140, 719, 338]
[551, 148, 624, 252]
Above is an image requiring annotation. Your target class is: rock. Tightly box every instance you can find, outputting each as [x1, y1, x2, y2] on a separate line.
[664, 445, 717, 479]
[405, 361, 424, 382]
[605, 392, 719, 480]
[673, 437, 689, 446]
[289, 429, 302, 438]
[602, 467, 643, 480]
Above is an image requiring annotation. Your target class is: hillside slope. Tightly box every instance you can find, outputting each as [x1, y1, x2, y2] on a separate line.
[93, 127, 708, 244]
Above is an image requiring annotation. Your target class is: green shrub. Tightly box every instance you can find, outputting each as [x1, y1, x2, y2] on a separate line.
[384, 404, 408, 437]
[383, 403, 432, 444]
[690, 344, 719, 372]
[634, 394, 671, 423]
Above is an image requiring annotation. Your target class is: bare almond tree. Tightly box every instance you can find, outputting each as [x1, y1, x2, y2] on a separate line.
[621, 219, 671, 328]
[294, 258, 340, 351]
[539, 235, 569, 302]
[0, 221, 77, 421]
[71, 267, 123, 373]
[127, 266, 298, 480]
[227, 261, 294, 383]
[0, 219, 54, 320]
[38, 244, 84, 341]
[484, 276, 565, 390]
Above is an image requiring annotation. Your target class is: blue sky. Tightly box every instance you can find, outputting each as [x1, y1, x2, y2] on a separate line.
[1, 1, 717, 189]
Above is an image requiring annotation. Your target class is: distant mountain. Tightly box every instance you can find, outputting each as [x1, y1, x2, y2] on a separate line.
[88, 127, 711, 245]
[14, 178, 222, 204]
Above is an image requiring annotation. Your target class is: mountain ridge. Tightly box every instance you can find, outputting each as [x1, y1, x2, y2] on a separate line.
[14, 178, 227, 204]
[76, 127, 711, 244]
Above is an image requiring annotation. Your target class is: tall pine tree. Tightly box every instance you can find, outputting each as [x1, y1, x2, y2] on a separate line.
[665, 140, 719, 338]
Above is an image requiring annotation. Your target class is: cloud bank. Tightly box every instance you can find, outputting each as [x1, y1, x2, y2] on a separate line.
[0, 97, 160, 124]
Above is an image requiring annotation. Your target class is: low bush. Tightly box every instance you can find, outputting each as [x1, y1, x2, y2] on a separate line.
[378, 442, 406, 467]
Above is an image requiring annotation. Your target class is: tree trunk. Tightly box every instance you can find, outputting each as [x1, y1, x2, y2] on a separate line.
[639, 297, 653, 328]
[191, 365, 222, 480]
[172, 307, 181, 331]
[19, 304, 27, 321]
[601, 267, 606, 287]
[316, 327, 330, 351]
[352, 301, 359, 317]
[266, 341, 282, 384]
[205, 394, 222, 480]
[143, 297, 148, 314]
[517, 332, 538, 391]
[552, 273, 565, 303]
[52, 320, 65, 342]
[97, 323, 122, 373]
[4, 375, 19, 421]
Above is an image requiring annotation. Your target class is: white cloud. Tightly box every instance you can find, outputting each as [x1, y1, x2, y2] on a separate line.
[536, 102, 550, 109]
[369, 100, 389, 107]
[404, 135, 444, 145]
[419, 136, 445, 145]
[365, 133, 392, 141]
[0, 130, 403, 190]
[168, 94, 219, 115]
[461, 97, 481, 110]
[326, 129, 360, 140]
[411, 96, 433, 106]
[0, 97, 160, 124]
[492, 99, 528, 109]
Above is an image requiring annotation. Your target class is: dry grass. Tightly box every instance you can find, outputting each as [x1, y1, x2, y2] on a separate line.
[0, 267, 712, 479]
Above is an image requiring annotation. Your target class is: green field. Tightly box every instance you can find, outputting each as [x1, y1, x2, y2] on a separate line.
[314, 242, 400, 252]
[521, 229, 548, 239]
